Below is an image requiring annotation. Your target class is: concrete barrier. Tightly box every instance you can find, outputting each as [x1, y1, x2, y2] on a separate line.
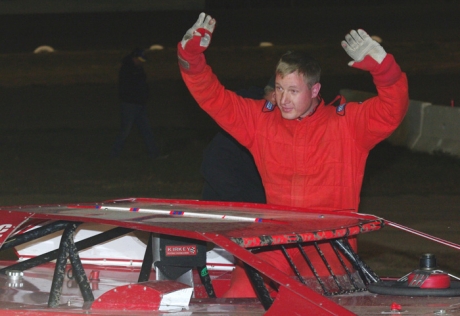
[340, 89, 460, 158]
[412, 104, 460, 157]
[388, 99, 432, 149]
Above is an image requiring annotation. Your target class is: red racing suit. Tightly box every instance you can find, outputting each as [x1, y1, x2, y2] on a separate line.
[180, 54, 409, 297]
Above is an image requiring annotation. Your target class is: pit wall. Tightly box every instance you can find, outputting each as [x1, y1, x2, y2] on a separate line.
[340, 89, 460, 158]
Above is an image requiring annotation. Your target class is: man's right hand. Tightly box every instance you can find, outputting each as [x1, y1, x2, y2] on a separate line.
[178, 13, 216, 74]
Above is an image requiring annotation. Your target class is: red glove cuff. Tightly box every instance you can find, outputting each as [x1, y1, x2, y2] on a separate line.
[177, 42, 206, 74]
[369, 54, 402, 87]
[177, 28, 212, 74]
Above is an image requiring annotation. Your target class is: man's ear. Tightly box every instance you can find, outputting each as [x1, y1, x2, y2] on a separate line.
[270, 91, 277, 105]
[311, 82, 321, 98]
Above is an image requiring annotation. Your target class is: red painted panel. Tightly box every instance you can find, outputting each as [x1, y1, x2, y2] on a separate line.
[91, 281, 191, 311]
[0, 209, 33, 247]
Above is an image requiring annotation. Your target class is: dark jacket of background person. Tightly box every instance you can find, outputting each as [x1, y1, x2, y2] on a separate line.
[200, 87, 266, 203]
[110, 49, 161, 159]
[118, 53, 149, 105]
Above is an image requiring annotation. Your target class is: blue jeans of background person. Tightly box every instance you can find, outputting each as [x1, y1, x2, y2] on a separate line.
[111, 102, 160, 158]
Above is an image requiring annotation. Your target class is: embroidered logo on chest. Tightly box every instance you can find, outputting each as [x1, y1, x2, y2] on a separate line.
[336, 103, 346, 113]
[264, 101, 275, 111]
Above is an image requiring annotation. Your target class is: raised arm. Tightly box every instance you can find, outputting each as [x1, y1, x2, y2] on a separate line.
[341, 29, 409, 149]
[177, 13, 262, 148]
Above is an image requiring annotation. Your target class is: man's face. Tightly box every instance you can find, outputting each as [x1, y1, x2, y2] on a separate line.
[275, 72, 320, 120]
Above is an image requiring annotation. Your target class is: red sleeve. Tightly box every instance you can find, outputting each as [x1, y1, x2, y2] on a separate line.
[345, 56, 409, 150]
[180, 65, 263, 148]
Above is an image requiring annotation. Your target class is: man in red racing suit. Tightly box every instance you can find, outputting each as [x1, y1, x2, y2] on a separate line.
[177, 13, 409, 297]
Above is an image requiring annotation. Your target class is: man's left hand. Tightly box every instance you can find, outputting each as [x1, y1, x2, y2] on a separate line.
[341, 29, 387, 72]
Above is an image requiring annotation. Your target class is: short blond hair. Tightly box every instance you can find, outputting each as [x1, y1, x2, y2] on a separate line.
[276, 51, 321, 88]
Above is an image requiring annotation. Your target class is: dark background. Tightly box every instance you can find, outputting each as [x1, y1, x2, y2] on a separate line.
[0, 1, 458, 105]
[0, 0, 458, 275]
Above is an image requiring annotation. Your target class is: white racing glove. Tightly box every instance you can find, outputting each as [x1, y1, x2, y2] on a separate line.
[177, 13, 216, 73]
[180, 12, 215, 51]
[341, 29, 386, 71]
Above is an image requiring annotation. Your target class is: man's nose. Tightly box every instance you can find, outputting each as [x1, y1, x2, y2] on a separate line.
[280, 91, 288, 104]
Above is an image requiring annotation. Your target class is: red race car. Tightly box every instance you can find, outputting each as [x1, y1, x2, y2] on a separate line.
[0, 197, 459, 315]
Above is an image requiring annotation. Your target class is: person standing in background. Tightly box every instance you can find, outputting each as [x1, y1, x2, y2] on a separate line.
[111, 48, 161, 159]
